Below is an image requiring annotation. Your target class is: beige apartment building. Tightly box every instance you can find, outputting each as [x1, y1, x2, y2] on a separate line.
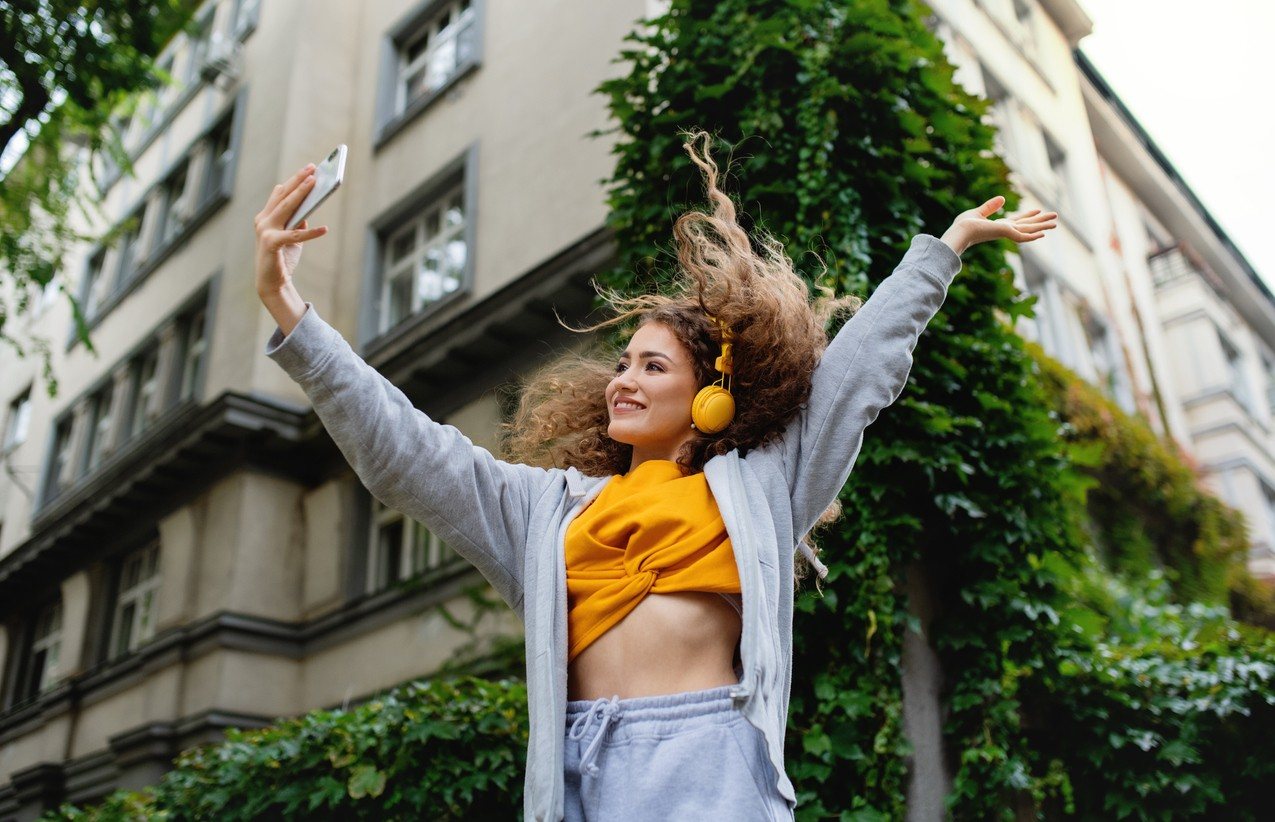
[1078, 55, 1275, 581]
[1, 0, 1270, 818]
[931, 0, 1275, 580]
[0, 0, 643, 815]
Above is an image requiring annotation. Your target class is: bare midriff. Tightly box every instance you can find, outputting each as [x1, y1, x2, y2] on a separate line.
[567, 590, 742, 701]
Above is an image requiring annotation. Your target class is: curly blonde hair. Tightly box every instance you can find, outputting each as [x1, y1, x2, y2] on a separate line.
[499, 129, 863, 590]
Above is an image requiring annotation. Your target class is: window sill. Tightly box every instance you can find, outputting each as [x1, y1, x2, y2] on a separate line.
[361, 285, 471, 363]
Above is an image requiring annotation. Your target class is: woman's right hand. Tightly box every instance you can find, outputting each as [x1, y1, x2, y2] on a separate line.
[254, 163, 330, 299]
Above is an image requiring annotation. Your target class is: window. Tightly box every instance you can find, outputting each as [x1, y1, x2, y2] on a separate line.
[110, 543, 161, 658]
[135, 53, 175, 135]
[157, 160, 192, 246]
[1221, 334, 1252, 413]
[1042, 130, 1073, 219]
[177, 307, 207, 402]
[83, 248, 109, 321]
[4, 387, 32, 453]
[1148, 246, 1193, 288]
[127, 346, 162, 439]
[183, 11, 216, 87]
[14, 599, 63, 703]
[44, 417, 74, 503]
[84, 386, 115, 472]
[33, 271, 59, 319]
[980, 72, 1020, 168]
[1009, 0, 1037, 58]
[99, 112, 130, 180]
[1262, 354, 1275, 417]
[980, 0, 1035, 57]
[379, 186, 467, 333]
[201, 116, 234, 205]
[231, 0, 261, 36]
[368, 498, 455, 592]
[115, 213, 144, 291]
[395, 0, 476, 115]
[1259, 482, 1275, 553]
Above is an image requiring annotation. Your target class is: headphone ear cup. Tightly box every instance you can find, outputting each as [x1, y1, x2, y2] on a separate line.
[691, 386, 735, 434]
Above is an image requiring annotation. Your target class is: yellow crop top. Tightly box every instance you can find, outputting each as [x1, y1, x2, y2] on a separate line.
[564, 459, 743, 663]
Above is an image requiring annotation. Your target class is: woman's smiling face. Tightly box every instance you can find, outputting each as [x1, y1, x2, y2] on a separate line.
[606, 320, 702, 473]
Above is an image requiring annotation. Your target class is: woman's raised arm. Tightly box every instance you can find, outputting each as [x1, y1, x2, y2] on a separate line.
[256, 166, 555, 613]
[774, 197, 1057, 539]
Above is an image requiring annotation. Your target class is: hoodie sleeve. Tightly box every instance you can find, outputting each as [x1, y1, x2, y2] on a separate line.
[776, 233, 962, 540]
[264, 301, 554, 612]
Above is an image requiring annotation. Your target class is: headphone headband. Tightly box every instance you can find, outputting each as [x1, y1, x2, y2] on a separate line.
[692, 312, 735, 433]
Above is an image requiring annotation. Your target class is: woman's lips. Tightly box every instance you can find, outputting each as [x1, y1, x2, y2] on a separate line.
[613, 400, 645, 413]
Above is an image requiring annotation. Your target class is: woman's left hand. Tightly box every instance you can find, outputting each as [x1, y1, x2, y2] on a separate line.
[940, 195, 1057, 256]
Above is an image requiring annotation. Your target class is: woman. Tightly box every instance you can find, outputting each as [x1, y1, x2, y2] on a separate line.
[256, 130, 1056, 821]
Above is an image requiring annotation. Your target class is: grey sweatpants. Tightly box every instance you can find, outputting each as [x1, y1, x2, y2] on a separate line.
[563, 683, 796, 821]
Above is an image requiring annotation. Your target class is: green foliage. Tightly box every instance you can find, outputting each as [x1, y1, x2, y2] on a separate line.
[1022, 552, 1275, 819]
[587, 1, 1273, 819]
[1, 0, 202, 397]
[41, 676, 527, 821]
[1030, 339, 1275, 627]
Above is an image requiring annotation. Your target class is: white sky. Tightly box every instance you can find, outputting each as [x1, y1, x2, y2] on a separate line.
[1075, 0, 1275, 292]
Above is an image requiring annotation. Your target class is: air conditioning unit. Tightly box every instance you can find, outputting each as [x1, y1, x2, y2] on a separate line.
[200, 32, 242, 86]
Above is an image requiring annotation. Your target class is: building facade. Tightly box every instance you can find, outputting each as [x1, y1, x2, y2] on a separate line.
[931, 0, 1275, 580]
[1077, 52, 1275, 581]
[0, 0, 1269, 817]
[0, 0, 643, 815]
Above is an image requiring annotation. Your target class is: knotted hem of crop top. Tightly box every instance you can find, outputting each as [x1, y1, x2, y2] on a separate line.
[566, 567, 661, 662]
[565, 459, 742, 663]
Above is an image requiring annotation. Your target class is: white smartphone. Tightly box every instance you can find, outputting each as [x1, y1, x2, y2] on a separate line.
[286, 144, 347, 230]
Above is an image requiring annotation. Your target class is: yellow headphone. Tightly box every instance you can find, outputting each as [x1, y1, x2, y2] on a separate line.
[690, 314, 735, 434]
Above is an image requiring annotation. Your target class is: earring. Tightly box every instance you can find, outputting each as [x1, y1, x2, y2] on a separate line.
[690, 421, 698, 431]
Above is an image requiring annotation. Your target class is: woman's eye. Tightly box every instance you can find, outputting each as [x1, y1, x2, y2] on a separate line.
[613, 362, 663, 373]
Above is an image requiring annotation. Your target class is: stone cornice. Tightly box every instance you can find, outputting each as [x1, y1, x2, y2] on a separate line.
[0, 392, 329, 607]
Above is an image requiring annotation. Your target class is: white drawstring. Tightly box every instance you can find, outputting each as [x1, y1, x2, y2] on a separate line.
[567, 696, 623, 777]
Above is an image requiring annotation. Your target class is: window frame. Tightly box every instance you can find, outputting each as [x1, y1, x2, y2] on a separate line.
[127, 345, 163, 439]
[374, 0, 484, 151]
[1219, 330, 1253, 413]
[9, 598, 64, 707]
[200, 115, 236, 207]
[177, 306, 209, 403]
[361, 143, 478, 348]
[41, 416, 75, 505]
[3, 386, 32, 454]
[182, 8, 217, 88]
[83, 385, 116, 474]
[157, 158, 194, 247]
[379, 183, 468, 333]
[108, 543, 162, 660]
[1261, 353, 1275, 418]
[367, 496, 457, 594]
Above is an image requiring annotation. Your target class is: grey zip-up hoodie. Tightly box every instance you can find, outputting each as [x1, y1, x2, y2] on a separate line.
[264, 233, 962, 820]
